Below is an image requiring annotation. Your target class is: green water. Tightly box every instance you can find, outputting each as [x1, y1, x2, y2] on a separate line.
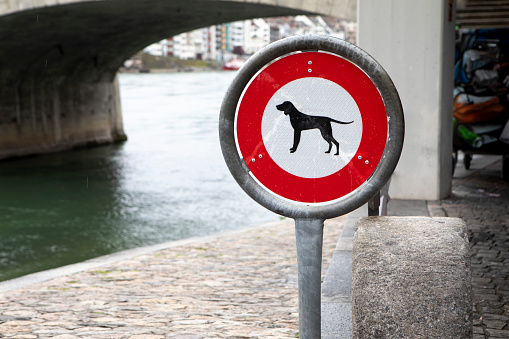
[0, 72, 277, 282]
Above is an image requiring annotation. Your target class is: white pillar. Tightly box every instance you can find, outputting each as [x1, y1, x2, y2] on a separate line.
[357, 0, 456, 200]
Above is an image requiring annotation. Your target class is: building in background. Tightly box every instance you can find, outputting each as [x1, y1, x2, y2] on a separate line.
[143, 16, 355, 62]
[244, 18, 270, 54]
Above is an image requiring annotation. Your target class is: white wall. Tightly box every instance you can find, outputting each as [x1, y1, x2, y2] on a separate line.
[244, 19, 270, 54]
[358, 0, 456, 200]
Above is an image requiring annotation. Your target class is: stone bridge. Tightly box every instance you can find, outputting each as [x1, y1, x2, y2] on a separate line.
[6, 0, 505, 201]
[0, 0, 355, 159]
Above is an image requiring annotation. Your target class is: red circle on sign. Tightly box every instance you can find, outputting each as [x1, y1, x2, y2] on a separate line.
[235, 51, 387, 204]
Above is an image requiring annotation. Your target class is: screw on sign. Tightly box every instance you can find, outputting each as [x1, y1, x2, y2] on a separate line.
[219, 35, 404, 338]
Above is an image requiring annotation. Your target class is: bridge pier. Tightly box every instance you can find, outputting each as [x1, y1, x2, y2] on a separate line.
[0, 76, 126, 160]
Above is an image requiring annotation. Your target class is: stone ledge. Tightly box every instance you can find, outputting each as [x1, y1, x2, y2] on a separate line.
[352, 216, 472, 338]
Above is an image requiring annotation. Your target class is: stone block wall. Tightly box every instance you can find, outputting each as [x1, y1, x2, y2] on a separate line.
[352, 216, 472, 338]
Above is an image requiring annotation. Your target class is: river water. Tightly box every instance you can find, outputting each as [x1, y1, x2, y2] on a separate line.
[0, 71, 278, 282]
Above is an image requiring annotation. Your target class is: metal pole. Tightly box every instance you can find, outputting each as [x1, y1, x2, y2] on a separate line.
[295, 218, 324, 339]
[368, 191, 380, 216]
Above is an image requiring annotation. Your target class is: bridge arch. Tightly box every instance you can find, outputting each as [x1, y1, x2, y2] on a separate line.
[0, 0, 355, 159]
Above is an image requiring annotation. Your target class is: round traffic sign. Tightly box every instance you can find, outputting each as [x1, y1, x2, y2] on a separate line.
[220, 35, 404, 219]
[236, 51, 387, 203]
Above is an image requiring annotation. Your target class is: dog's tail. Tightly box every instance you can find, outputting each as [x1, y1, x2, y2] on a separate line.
[330, 118, 354, 125]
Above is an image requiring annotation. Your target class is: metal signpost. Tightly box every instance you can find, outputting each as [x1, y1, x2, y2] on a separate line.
[219, 35, 404, 338]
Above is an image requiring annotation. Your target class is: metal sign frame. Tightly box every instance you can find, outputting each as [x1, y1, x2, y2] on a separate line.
[219, 35, 404, 220]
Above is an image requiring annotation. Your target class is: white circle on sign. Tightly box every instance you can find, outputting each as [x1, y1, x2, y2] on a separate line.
[261, 77, 362, 179]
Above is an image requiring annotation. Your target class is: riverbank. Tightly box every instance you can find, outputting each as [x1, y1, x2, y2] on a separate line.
[0, 71, 278, 283]
[120, 67, 222, 74]
[0, 217, 345, 338]
[120, 53, 223, 74]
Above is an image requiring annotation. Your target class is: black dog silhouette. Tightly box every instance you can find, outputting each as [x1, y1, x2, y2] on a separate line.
[276, 101, 353, 155]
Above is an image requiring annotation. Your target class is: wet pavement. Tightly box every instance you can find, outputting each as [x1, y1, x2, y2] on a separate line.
[0, 217, 346, 338]
[0, 154, 508, 338]
[430, 155, 509, 339]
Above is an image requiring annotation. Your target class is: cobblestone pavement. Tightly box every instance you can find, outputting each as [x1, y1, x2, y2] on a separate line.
[429, 158, 509, 339]
[0, 217, 345, 338]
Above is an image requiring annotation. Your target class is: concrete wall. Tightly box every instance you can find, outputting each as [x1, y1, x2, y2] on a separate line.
[0, 77, 125, 160]
[358, 0, 456, 200]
